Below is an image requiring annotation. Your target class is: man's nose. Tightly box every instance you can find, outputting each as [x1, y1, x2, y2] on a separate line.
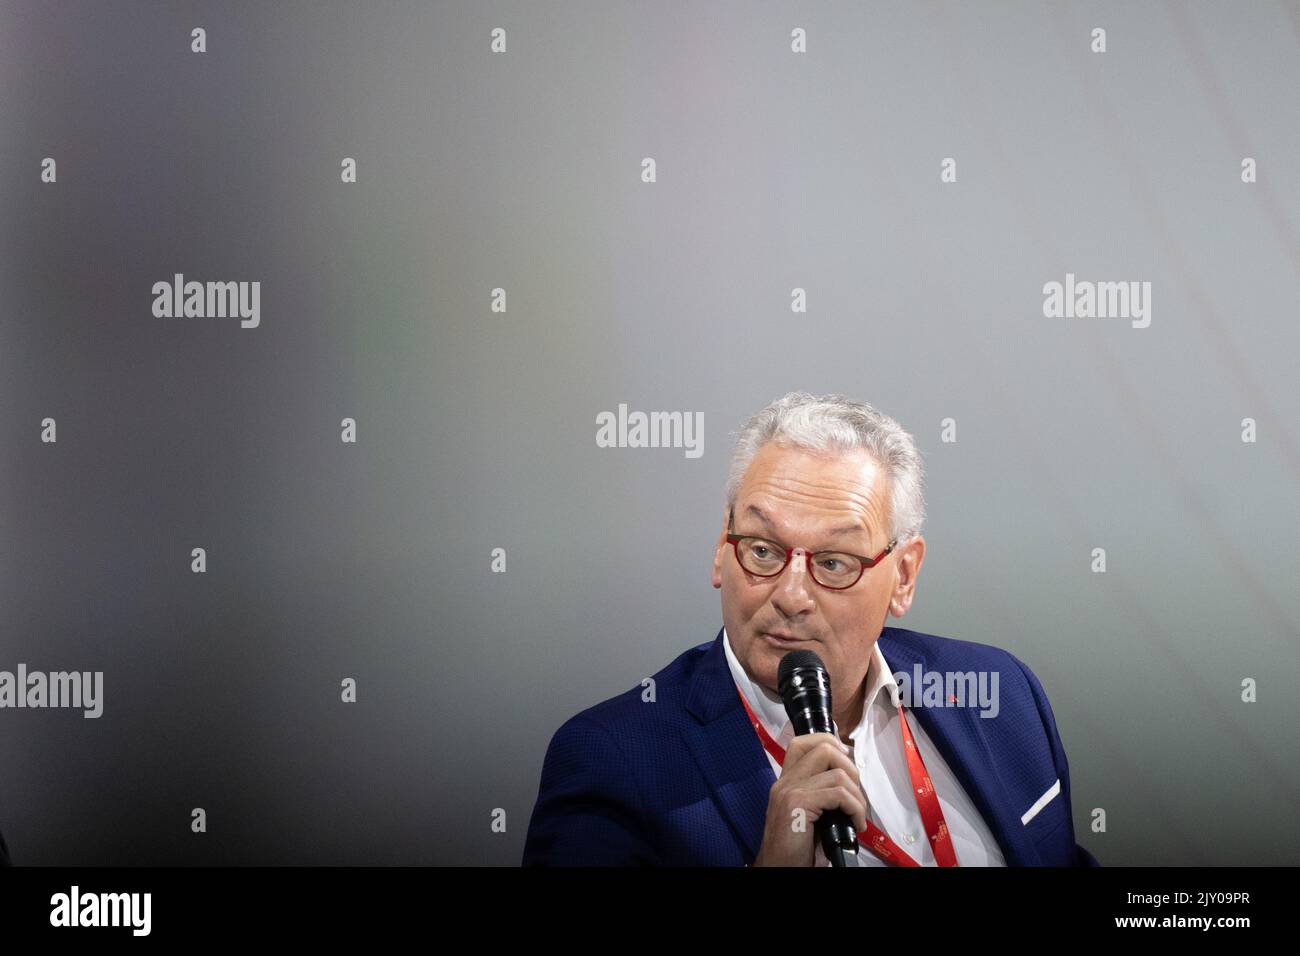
[772, 548, 817, 612]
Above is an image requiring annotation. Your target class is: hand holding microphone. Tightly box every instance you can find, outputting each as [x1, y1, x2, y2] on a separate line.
[751, 649, 869, 867]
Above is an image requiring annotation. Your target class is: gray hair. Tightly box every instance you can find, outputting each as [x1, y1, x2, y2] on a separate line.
[725, 391, 927, 544]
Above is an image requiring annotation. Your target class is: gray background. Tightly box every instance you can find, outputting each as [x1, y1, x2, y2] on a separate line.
[1, 0, 1297, 865]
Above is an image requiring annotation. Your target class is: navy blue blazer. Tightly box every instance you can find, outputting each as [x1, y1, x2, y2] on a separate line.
[523, 625, 1099, 866]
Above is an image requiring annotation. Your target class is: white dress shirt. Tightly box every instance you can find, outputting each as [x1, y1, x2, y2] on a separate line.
[723, 627, 1006, 867]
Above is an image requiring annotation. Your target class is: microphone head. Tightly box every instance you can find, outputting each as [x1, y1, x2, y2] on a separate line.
[777, 648, 827, 698]
[777, 648, 836, 735]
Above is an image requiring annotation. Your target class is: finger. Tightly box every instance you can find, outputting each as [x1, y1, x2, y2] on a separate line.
[780, 735, 858, 784]
[797, 783, 869, 833]
[785, 732, 852, 759]
[804, 768, 870, 831]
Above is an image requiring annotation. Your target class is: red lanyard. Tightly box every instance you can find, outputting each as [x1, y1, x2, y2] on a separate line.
[735, 682, 958, 866]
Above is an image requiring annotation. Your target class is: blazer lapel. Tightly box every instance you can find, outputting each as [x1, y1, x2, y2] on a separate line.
[683, 628, 774, 862]
[877, 632, 1040, 865]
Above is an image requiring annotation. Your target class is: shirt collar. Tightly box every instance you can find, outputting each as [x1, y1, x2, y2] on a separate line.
[722, 626, 900, 747]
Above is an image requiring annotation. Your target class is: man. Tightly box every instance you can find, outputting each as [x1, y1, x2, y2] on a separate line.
[523, 392, 1097, 866]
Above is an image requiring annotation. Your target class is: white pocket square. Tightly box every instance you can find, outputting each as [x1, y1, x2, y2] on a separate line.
[1021, 778, 1061, 825]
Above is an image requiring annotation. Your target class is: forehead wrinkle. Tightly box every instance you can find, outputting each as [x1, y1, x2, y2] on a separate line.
[757, 467, 882, 504]
[744, 472, 885, 523]
[744, 504, 866, 538]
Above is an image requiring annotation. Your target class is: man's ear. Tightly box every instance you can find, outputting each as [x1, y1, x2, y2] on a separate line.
[888, 535, 926, 617]
[711, 506, 730, 589]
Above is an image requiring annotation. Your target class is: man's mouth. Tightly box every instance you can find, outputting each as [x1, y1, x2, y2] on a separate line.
[762, 632, 811, 648]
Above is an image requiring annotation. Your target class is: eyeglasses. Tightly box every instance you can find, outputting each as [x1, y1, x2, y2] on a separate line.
[725, 508, 897, 590]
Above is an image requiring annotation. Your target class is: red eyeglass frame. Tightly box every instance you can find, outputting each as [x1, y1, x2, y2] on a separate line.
[725, 508, 897, 590]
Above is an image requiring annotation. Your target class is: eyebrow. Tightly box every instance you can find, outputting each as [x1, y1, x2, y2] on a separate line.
[742, 504, 870, 542]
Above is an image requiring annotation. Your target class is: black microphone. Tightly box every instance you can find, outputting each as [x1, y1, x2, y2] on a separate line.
[777, 649, 859, 867]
